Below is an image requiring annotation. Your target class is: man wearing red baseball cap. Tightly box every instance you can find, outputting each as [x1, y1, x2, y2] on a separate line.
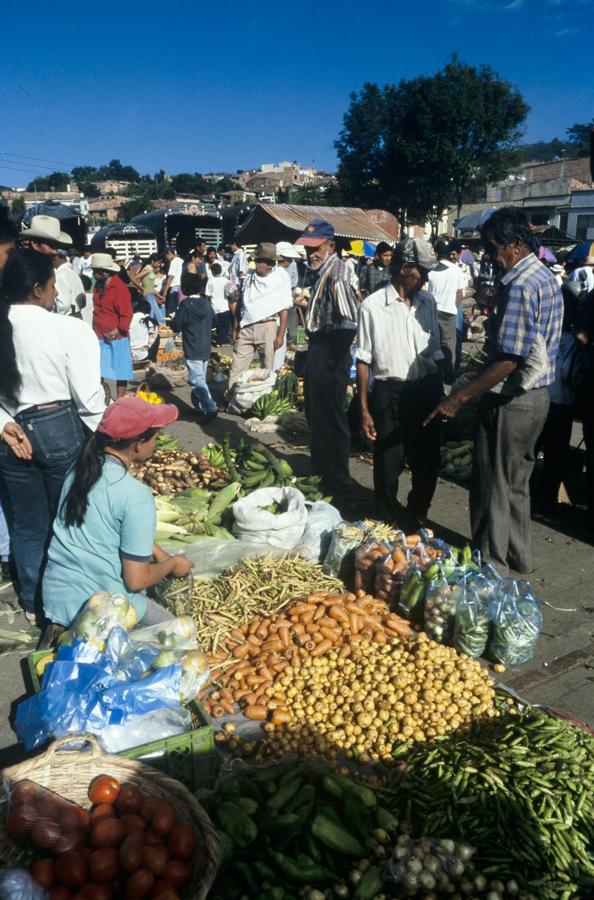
[41, 398, 193, 641]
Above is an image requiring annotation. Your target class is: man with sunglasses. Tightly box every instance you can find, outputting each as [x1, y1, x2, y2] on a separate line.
[425, 207, 562, 575]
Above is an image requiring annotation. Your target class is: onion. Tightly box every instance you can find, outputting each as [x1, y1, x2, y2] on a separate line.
[457, 843, 475, 862]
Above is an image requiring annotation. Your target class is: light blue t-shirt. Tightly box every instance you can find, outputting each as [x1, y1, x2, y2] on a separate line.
[43, 456, 155, 626]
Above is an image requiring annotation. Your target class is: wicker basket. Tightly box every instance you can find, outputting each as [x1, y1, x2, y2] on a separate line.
[0, 735, 220, 899]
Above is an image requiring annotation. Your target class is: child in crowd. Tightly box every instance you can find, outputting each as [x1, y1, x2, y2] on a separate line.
[129, 298, 160, 363]
[171, 273, 218, 422]
[206, 262, 232, 345]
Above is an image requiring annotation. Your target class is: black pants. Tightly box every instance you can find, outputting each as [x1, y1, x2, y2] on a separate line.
[304, 331, 354, 499]
[371, 374, 442, 522]
[537, 402, 574, 504]
[437, 311, 457, 385]
[470, 388, 549, 573]
[215, 311, 232, 346]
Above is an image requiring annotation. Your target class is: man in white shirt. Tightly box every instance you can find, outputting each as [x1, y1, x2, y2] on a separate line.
[427, 238, 467, 384]
[163, 246, 184, 315]
[357, 238, 443, 526]
[228, 238, 249, 293]
[53, 248, 86, 316]
[205, 262, 232, 345]
[227, 242, 291, 391]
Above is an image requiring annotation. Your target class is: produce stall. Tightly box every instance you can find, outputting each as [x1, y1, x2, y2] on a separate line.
[3, 437, 593, 900]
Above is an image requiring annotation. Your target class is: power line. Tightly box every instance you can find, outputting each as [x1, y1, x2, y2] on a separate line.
[0, 150, 77, 168]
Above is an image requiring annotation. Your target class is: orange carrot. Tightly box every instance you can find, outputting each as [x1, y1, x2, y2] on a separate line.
[311, 639, 333, 658]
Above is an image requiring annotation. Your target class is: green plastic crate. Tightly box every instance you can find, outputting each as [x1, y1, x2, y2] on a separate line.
[25, 650, 215, 792]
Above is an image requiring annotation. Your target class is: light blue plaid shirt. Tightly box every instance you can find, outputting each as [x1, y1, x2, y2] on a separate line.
[493, 253, 563, 388]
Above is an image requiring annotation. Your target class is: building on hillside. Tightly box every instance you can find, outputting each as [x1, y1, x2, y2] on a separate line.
[1, 190, 89, 217]
[88, 197, 126, 223]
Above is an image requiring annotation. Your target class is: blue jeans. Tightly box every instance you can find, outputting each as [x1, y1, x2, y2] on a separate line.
[0, 403, 85, 613]
[186, 359, 217, 414]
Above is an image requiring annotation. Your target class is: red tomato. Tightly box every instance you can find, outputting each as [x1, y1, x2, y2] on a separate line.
[30, 858, 55, 889]
[151, 804, 175, 837]
[120, 814, 146, 833]
[54, 850, 89, 888]
[56, 830, 87, 853]
[91, 818, 126, 848]
[80, 884, 113, 900]
[162, 861, 191, 888]
[142, 844, 168, 877]
[88, 775, 120, 805]
[32, 819, 63, 851]
[116, 783, 143, 815]
[125, 866, 154, 897]
[89, 847, 119, 883]
[143, 829, 163, 847]
[91, 803, 116, 824]
[139, 797, 160, 823]
[49, 887, 73, 900]
[150, 882, 179, 900]
[75, 807, 92, 832]
[12, 780, 42, 807]
[167, 824, 196, 861]
[38, 792, 63, 818]
[61, 804, 90, 832]
[119, 834, 144, 873]
[6, 804, 37, 838]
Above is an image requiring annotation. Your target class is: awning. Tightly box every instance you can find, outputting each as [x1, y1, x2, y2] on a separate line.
[453, 207, 497, 232]
[235, 203, 397, 245]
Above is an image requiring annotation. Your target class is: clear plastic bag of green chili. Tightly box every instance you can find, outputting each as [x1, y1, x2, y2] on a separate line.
[452, 575, 490, 658]
[489, 577, 542, 666]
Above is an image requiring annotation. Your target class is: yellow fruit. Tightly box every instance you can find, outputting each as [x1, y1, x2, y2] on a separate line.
[34, 653, 55, 676]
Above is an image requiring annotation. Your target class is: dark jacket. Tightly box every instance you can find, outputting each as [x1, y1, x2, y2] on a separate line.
[359, 260, 391, 297]
[171, 295, 214, 360]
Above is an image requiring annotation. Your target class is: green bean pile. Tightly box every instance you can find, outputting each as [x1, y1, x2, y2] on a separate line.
[389, 701, 594, 899]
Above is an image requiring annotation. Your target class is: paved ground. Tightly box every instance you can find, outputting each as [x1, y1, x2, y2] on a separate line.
[1, 376, 592, 768]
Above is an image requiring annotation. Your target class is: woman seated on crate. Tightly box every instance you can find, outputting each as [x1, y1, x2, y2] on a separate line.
[41, 397, 193, 646]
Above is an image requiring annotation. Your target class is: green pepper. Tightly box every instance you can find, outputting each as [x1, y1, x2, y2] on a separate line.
[322, 773, 343, 799]
[343, 791, 373, 840]
[354, 865, 383, 899]
[333, 774, 377, 810]
[215, 829, 234, 866]
[268, 773, 303, 812]
[285, 783, 316, 814]
[253, 762, 295, 783]
[305, 830, 322, 863]
[311, 814, 365, 857]
[317, 805, 343, 827]
[236, 796, 259, 816]
[376, 806, 399, 834]
[269, 849, 336, 885]
[216, 801, 257, 848]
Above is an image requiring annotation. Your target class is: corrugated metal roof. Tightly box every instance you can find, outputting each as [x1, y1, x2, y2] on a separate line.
[240, 204, 396, 243]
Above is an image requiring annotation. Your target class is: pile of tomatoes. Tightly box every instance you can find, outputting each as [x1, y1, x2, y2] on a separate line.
[6, 773, 198, 898]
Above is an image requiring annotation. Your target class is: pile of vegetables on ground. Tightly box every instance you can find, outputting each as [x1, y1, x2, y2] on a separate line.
[7, 773, 199, 898]
[129, 449, 227, 495]
[205, 760, 545, 900]
[439, 441, 473, 483]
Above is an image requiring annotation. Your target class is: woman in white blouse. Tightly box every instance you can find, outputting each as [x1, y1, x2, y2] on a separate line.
[0, 250, 105, 621]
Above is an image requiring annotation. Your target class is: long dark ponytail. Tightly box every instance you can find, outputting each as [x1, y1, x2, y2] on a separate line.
[0, 249, 54, 405]
[62, 427, 159, 528]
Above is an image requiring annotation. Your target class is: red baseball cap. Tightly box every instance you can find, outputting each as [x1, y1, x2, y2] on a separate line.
[97, 397, 179, 440]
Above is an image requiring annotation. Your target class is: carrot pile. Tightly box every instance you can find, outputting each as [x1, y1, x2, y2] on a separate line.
[201, 590, 413, 722]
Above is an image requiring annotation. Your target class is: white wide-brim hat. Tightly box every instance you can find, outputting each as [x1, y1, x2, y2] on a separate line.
[20, 215, 73, 246]
[276, 241, 302, 260]
[90, 252, 121, 274]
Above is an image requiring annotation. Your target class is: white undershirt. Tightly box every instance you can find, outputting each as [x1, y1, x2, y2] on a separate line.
[427, 260, 466, 315]
[0, 305, 105, 432]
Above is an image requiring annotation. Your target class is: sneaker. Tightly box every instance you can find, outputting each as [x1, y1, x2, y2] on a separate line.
[197, 410, 218, 424]
[24, 611, 37, 624]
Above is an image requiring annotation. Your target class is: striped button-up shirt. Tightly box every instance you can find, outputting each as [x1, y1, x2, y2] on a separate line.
[356, 284, 443, 381]
[494, 253, 563, 388]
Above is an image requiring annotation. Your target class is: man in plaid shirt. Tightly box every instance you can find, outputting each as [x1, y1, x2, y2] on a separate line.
[426, 207, 562, 574]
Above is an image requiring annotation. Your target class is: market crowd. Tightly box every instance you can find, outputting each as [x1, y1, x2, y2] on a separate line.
[1, 205, 593, 641]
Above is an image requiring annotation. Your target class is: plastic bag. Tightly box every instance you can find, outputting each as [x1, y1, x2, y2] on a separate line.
[297, 501, 342, 563]
[227, 368, 276, 414]
[131, 615, 197, 650]
[99, 704, 193, 753]
[232, 486, 308, 551]
[374, 544, 411, 605]
[354, 541, 389, 593]
[387, 835, 477, 893]
[452, 578, 490, 658]
[63, 591, 137, 650]
[0, 869, 47, 899]
[424, 569, 464, 643]
[323, 521, 367, 577]
[490, 578, 542, 666]
[395, 566, 425, 619]
[163, 537, 288, 581]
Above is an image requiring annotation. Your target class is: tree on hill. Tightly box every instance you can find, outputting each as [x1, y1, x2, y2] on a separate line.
[26, 171, 70, 191]
[336, 57, 529, 232]
[566, 120, 594, 158]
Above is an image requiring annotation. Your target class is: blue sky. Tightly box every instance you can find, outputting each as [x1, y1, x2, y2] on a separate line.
[0, 0, 592, 186]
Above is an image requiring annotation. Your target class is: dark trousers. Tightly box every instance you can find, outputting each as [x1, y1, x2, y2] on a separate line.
[583, 415, 594, 522]
[215, 311, 232, 346]
[371, 374, 442, 523]
[538, 402, 574, 504]
[0, 403, 85, 613]
[437, 311, 457, 384]
[165, 289, 179, 317]
[470, 388, 549, 573]
[304, 331, 354, 499]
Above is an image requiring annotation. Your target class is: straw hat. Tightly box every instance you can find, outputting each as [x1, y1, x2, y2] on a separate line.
[90, 252, 121, 274]
[20, 215, 72, 246]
